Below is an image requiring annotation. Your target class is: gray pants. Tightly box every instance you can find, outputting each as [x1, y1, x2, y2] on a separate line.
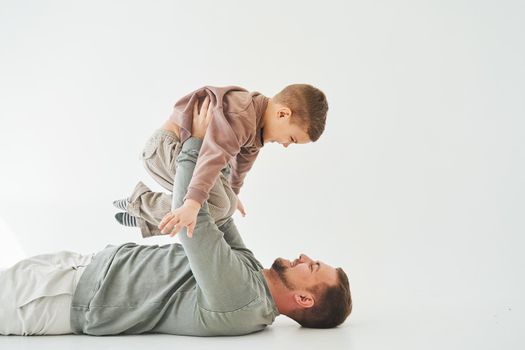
[128, 129, 236, 237]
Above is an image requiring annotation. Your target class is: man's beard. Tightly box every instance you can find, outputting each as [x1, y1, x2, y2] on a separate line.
[271, 258, 296, 290]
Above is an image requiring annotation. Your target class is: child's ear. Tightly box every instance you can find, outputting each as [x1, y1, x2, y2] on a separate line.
[278, 107, 292, 119]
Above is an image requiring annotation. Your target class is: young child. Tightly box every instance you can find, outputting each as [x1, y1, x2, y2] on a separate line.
[114, 84, 328, 237]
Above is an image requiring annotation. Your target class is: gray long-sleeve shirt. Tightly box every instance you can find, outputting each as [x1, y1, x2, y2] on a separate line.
[70, 138, 279, 336]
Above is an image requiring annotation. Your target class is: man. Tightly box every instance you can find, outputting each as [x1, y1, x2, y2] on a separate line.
[0, 105, 352, 336]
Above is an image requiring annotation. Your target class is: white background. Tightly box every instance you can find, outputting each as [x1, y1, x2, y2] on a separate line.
[0, 0, 523, 349]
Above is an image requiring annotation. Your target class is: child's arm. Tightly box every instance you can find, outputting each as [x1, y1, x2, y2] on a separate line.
[169, 86, 249, 209]
[230, 147, 260, 195]
[164, 86, 255, 235]
[229, 147, 260, 216]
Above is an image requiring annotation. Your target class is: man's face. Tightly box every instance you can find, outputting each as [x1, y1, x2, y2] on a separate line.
[262, 112, 311, 148]
[271, 254, 338, 292]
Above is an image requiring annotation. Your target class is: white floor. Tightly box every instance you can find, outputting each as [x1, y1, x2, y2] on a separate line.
[0, 304, 522, 350]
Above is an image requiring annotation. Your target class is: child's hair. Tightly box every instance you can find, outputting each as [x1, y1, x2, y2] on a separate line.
[273, 84, 328, 141]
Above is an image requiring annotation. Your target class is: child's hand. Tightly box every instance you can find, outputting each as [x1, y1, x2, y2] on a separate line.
[159, 199, 201, 237]
[236, 195, 246, 217]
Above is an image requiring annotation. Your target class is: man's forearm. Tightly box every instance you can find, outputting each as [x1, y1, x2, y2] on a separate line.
[172, 138, 204, 210]
[173, 137, 247, 250]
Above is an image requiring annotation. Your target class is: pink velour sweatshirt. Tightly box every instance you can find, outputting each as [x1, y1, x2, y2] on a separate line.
[169, 86, 269, 206]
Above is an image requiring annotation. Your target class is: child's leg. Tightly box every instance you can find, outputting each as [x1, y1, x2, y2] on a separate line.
[123, 129, 236, 237]
[126, 169, 237, 238]
[122, 129, 179, 237]
[140, 129, 182, 192]
[126, 181, 171, 237]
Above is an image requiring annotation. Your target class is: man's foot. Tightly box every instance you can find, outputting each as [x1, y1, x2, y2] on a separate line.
[113, 198, 130, 211]
[115, 212, 138, 227]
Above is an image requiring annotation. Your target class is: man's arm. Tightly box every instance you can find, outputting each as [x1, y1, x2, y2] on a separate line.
[172, 138, 257, 311]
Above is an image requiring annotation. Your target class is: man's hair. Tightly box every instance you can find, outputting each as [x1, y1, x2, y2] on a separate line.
[272, 84, 328, 142]
[291, 268, 352, 328]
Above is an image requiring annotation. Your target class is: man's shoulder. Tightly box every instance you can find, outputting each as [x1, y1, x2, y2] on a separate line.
[196, 271, 277, 336]
[234, 248, 264, 271]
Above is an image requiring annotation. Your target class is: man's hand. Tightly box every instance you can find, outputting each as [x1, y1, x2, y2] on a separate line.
[159, 199, 201, 237]
[192, 96, 212, 140]
[236, 195, 246, 217]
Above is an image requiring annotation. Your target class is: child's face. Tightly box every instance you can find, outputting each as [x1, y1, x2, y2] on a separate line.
[262, 111, 311, 148]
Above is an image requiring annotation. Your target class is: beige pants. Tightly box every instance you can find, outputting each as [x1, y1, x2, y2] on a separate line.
[0, 251, 94, 335]
[128, 129, 236, 237]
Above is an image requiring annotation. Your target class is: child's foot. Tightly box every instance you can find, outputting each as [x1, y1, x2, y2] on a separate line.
[115, 212, 138, 227]
[113, 198, 130, 211]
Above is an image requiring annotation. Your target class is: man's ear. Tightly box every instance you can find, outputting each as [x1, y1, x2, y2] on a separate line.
[293, 292, 315, 309]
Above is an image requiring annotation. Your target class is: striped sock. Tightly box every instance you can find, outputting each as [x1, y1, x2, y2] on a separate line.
[113, 198, 130, 211]
[115, 212, 138, 227]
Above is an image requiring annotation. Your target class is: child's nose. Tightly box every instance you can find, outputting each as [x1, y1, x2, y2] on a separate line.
[299, 254, 312, 262]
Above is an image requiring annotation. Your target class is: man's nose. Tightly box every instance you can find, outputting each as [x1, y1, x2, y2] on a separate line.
[282, 143, 290, 148]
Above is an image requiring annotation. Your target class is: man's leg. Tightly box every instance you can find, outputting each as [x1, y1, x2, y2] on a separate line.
[0, 251, 94, 335]
[117, 129, 236, 237]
